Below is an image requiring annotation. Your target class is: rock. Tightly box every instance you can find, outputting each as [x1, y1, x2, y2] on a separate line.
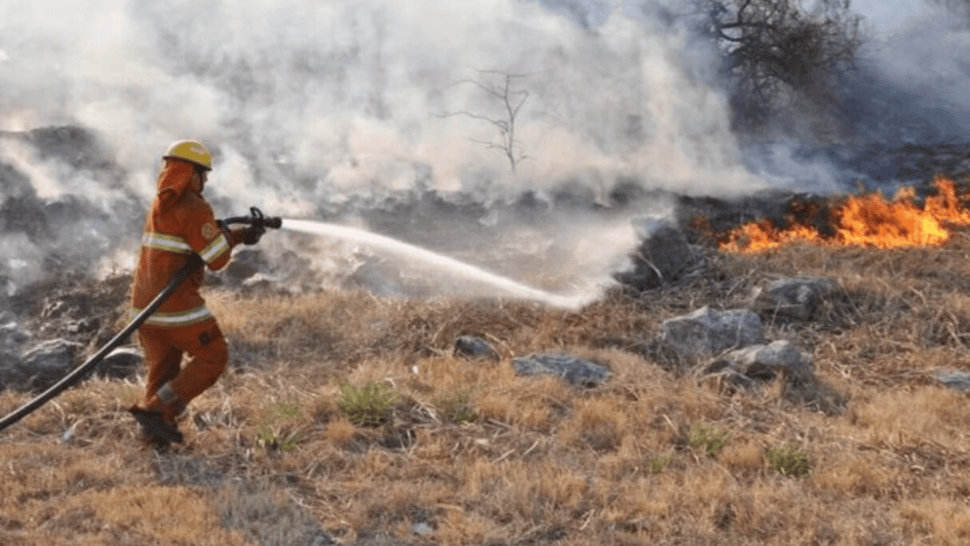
[411, 522, 433, 536]
[708, 340, 812, 381]
[97, 346, 143, 378]
[659, 306, 764, 361]
[0, 320, 30, 350]
[753, 277, 834, 321]
[615, 217, 694, 290]
[455, 335, 499, 360]
[512, 353, 611, 388]
[0, 351, 25, 390]
[18, 339, 83, 391]
[934, 370, 970, 392]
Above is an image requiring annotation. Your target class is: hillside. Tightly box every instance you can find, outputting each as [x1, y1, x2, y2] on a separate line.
[3, 206, 970, 545]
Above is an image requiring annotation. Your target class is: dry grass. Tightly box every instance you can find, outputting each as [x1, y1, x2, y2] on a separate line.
[5, 232, 970, 545]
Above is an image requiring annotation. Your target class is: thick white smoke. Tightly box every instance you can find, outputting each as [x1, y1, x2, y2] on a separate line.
[3, 0, 965, 301]
[0, 0, 771, 300]
[1, 0, 763, 203]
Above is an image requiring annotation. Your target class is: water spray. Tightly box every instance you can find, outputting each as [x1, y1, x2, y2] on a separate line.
[281, 219, 593, 310]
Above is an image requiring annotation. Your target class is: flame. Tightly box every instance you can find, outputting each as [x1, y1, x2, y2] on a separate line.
[720, 177, 970, 252]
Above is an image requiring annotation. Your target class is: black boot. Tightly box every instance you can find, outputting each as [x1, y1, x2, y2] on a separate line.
[129, 406, 184, 445]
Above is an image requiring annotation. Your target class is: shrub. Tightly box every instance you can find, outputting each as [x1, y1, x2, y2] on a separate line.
[337, 380, 398, 428]
[648, 454, 673, 474]
[765, 442, 811, 477]
[255, 401, 303, 453]
[435, 390, 479, 425]
[688, 423, 729, 458]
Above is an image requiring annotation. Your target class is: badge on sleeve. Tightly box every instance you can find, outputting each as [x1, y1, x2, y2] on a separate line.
[201, 222, 217, 240]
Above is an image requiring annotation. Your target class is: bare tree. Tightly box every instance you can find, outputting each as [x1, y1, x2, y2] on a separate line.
[696, 0, 862, 137]
[440, 70, 530, 173]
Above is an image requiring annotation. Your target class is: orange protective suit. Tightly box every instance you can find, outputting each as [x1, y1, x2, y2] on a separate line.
[129, 159, 244, 430]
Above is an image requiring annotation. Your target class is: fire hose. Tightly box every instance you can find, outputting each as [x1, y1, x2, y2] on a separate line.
[0, 207, 282, 433]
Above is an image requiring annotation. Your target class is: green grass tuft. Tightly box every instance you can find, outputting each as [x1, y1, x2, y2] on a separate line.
[337, 380, 398, 428]
[689, 423, 729, 458]
[765, 442, 811, 477]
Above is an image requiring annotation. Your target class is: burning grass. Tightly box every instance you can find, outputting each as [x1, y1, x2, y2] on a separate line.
[4, 222, 970, 544]
[720, 176, 970, 252]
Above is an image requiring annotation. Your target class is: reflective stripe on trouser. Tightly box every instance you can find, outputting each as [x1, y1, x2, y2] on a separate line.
[137, 319, 228, 406]
[130, 304, 214, 327]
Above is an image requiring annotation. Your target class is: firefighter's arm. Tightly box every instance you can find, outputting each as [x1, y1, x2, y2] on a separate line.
[197, 220, 233, 271]
[185, 202, 233, 271]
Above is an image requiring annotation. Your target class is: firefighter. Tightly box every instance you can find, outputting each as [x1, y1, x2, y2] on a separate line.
[128, 139, 262, 446]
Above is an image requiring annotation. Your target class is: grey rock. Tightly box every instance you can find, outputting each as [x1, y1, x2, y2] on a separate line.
[935, 370, 970, 392]
[455, 335, 499, 360]
[411, 522, 433, 536]
[19, 339, 83, 391]
[709, 340, 812, 381]
[0, 351, 25, 390]
[660, 306, 764, 361]
[615, 217, 694, 290]
[0, 321, 30, 349]
[753, 277, 834, 321]
[97, 345, 143, 378]
[513, 353, 611, 388]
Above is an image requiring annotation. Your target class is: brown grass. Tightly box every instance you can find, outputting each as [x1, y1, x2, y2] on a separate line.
[5, 231, 970, 544]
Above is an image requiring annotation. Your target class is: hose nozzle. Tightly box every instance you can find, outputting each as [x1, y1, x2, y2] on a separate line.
[219, 206, 282, 229]
[248, 206, 283, 230]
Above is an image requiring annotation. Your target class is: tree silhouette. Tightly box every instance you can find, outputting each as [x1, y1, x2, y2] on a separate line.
[696, 0, 862, 138]
[440, 70, 530, 173]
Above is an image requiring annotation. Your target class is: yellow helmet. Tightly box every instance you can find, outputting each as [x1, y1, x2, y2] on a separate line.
[163, 140, 212, 170]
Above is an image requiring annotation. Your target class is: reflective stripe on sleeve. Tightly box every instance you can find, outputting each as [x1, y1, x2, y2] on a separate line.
[130, 305, 214, 327]
[200, 233, 230, 264]
[143, 232, 193, 254]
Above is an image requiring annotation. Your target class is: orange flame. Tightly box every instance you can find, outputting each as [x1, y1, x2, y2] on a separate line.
[720, 177, 970, 252]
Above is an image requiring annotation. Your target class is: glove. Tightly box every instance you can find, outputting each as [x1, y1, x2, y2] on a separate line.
[243, 224, 265, 245]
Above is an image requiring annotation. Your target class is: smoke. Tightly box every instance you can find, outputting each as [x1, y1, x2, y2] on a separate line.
[2, 0, 766, 198]
[2, 0, 967, 302]
[0, 0, 762, 301]
[853, 2, 970, 142]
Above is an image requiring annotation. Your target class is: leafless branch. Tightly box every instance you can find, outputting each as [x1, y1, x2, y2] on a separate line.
[437, 71, 531, 173]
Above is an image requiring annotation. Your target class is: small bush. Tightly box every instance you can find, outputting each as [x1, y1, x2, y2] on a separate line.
[338, 380, 398, 427]
[648, 454, 672, 474]
[688, 423, 729, 458]
[435, 390, 479, 425]
[255, 401, 304, 453]
[765, 442, 811, 477]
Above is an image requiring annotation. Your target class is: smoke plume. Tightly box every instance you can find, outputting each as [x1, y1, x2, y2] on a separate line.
[1, 0, 968, 302]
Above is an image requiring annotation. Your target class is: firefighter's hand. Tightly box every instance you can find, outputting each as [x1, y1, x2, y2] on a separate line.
[224, 226, 244, 247]
[243, 224, 265, 245]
